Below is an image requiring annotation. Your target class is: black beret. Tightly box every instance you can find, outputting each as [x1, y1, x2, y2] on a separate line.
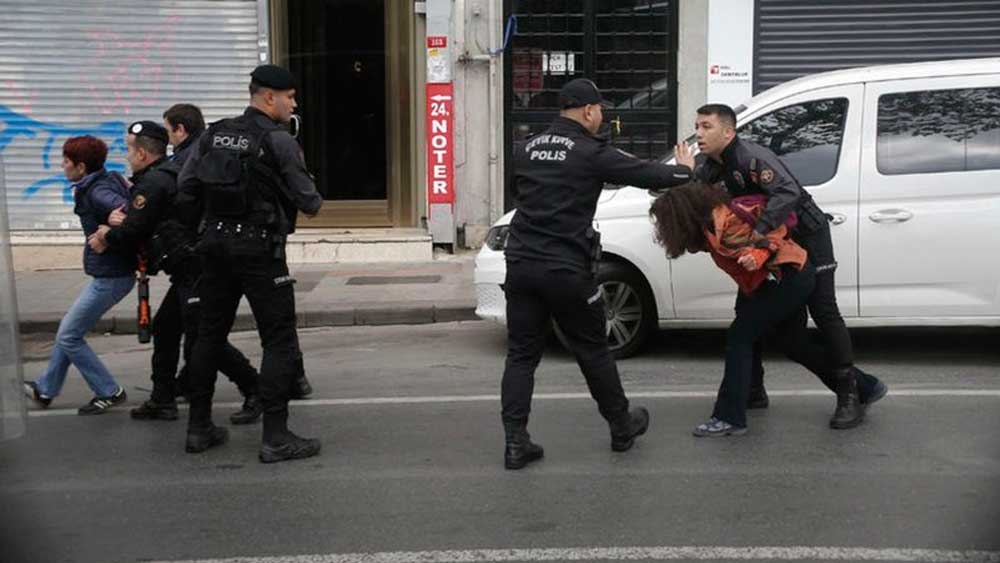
[558, 78, 611, 109]
[250, 64, 296, 90]
[127, 120, 168, 144]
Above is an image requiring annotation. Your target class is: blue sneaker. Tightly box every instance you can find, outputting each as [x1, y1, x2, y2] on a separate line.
[693, 417, 747, 437]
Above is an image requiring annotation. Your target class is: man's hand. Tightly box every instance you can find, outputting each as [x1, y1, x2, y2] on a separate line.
[674, 141, 695, 170]
[87, 225, 111, 254]
[108, 205, 127, 227]
[738, 253, 761, 272]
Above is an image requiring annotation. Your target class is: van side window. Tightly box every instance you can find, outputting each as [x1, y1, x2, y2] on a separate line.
[877, 87, 1000, 175]
[738, 98, 848, 186]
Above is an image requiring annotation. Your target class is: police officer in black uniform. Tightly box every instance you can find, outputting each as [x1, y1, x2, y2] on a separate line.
[176, 65, 323, 462]
[500, 78, 693, 470]
[160, 104, 314, 402]
[686, 104, 888, 429]
[87, 121, 262, 424]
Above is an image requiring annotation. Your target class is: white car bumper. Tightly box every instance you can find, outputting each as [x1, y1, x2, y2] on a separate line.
[473, 244, 507, 325]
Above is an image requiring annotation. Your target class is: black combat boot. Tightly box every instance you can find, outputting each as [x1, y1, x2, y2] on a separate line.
[503, 420, 544, 470]
[229, 394, 263, 425]
[289, 374, 313, 400]
[747, 385, 769, 410]
[131, 399, 179, 421]
[609, 407, 650, 452]
[259, 410, 321, 463]
[186, 424, 229, 453]
[829, 368, 864, 430]
[186, 399, 228, 453]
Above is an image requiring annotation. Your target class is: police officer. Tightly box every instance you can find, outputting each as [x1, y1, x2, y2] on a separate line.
[87, 121, 262, 424]
[500, 78, 693, 470]
[161, 104, 315, 402]
[176, 64, 323, 462]
[684, 103, 888, 429]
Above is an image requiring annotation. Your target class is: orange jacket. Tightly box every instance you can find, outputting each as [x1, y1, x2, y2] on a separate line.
[702, 198, 807, 295]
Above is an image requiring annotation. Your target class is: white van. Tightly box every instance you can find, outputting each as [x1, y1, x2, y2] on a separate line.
[474, 58, 1000, 357]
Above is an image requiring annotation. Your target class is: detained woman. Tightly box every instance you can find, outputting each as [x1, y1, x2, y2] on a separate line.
[23, 136, 135, 415]
[649, 182, 820, 436]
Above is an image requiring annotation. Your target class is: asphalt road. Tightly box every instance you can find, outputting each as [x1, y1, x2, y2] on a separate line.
[2, 322, 999, 563]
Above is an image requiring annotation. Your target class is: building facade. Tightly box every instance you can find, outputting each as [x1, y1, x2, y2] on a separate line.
[1, 0, 999, 259]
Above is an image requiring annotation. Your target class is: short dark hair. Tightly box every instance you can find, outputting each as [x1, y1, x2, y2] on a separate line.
[131, 134, 166, 157]
[697, 103, 738, 129]
[163, 103, 205, 137]
[63, 136, 108, 174]
[249, 80, 266, 96]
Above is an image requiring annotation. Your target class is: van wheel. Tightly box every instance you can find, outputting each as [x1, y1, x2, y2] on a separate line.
[553, 260, 657, 359]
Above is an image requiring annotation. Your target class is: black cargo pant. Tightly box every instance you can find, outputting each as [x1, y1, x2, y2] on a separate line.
[187, 239, 299, 440]
[149, 261, 257, 403]
[501, 259, 629, 425]
[750, 219, 859, 388]
[714, 265, 816, 428]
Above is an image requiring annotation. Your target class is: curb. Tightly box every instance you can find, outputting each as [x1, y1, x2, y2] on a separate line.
[18, 304, 480, 336]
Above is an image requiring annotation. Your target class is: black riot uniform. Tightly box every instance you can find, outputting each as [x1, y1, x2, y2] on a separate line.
[101, 122, 260, 423]
[500, 78, 692, 469]
[694, 135, 874, 426]
[176, 64, 323, 462]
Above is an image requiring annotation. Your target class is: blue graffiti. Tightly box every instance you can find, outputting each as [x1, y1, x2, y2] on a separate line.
[0, 104, 126, 203]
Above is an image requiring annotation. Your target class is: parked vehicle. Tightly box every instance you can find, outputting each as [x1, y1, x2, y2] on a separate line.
[475, 58, 1000, 357]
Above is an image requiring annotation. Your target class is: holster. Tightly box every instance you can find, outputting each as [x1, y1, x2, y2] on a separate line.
[587, 227, 602, 276]
[795, 197, 828, 234]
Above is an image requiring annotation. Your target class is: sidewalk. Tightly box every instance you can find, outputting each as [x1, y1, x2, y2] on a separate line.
[15, 250, 479, 335]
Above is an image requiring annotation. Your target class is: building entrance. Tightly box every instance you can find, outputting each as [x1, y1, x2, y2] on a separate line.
[270, 0, 416, 227]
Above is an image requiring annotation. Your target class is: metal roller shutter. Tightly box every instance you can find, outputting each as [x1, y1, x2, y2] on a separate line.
[0, 0, 261, 230]
[754, 0, 1000, 94]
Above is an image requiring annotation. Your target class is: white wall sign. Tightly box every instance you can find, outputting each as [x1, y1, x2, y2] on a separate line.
[543, 52, 575, 75]
[706, 0, 754, 107]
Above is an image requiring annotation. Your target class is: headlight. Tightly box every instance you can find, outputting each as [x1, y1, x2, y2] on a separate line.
[484, 225, 510, 251]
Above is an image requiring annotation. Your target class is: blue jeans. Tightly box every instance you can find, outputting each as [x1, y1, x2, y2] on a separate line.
[36, 276, 135, 398]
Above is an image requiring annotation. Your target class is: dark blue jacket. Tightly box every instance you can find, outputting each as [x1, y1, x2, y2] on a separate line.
[73, 168, 137, 278]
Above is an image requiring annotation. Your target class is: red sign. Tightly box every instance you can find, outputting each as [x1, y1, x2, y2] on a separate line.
[427, 36, 447, 48]
[426, 82, 455, 205]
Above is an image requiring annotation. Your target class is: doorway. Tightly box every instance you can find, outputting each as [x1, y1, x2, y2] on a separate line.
[270, 0, 415, 227]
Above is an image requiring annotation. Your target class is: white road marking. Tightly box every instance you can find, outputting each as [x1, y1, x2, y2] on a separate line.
[26, 388, 1000, 417]
[148, 545, 1000, 563]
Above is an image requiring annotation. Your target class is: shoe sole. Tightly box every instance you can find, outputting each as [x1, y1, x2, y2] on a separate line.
[504, 451, 544, 470]
[185, 431, 230, 453]
[829, 415, 865, 430]
[692, 426, 748, 437]
[131, 410, 179, 421]
[258, 444, 322, 464]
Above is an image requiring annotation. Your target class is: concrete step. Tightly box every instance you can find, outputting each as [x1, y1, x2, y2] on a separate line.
[10, 228, 433, 270]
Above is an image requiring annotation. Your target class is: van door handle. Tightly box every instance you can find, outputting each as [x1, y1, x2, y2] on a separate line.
[829, 213, 847, 226]
[869, 209, 913, 223]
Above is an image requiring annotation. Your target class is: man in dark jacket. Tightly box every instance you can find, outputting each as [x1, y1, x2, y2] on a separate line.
[500, 78, 693, 469]
[89, 121, 261, 423]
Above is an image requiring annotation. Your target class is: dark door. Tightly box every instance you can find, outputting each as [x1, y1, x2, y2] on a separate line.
[503, 0, 678, 209]
[287, 0, 390, 224]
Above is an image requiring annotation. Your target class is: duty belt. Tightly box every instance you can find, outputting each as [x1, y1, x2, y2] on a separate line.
[210, 221, 271, 241]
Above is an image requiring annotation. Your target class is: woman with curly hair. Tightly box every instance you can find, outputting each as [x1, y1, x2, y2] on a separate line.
[23, 135, 135, 415]
[649, 182, 817, 436]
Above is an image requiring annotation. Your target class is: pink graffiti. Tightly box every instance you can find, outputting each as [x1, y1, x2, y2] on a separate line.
[85, 15, 183, 116]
